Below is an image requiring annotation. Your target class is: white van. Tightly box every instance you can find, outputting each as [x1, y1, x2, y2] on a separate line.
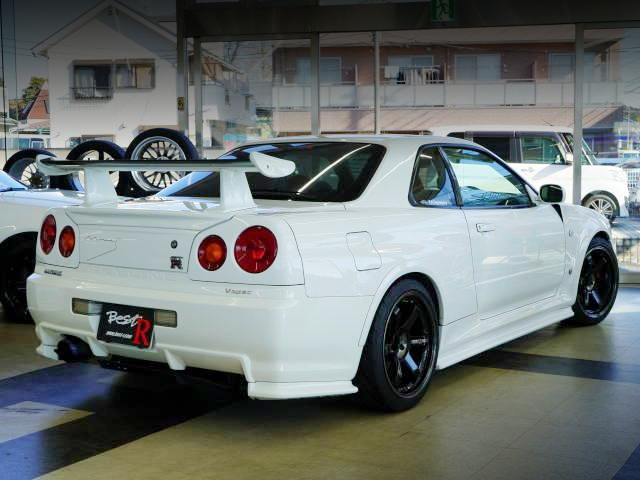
[427, 125, 630, 222]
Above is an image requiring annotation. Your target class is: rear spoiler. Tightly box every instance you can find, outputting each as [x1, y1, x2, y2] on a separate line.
[36, 152, 295, 211]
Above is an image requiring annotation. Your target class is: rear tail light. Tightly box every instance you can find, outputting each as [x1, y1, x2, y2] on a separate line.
[40, 215, 56, 254]
[59, 226, 76, 257]
[234, 226, 278, 273]
[198, 235, 227, 271]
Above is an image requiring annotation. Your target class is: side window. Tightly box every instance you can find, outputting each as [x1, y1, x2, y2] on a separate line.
[520, 135, 565, 164]
[471, 135, 512, 162]
[409, 147, 457, 207]
[443, 147, 531, 208]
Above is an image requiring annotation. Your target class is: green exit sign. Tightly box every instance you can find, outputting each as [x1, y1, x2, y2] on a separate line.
[431, 0, 455, 22]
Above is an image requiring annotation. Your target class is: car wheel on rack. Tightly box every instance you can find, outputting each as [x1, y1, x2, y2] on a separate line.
[4, 149, 54, 188]
[355, 278, 439, 412]
[0, 235, 36, 323]
[120, 128, 198, 197]
[49, 140, 125, 192]
[569, 237, 619, 326]
[583, 193, 618, 223]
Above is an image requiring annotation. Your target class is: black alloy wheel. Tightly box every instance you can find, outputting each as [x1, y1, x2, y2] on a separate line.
[4, 149, 54, 189]
[50, 140, 125, 192]
[570, 237, 618, 326]
[355, 278, 438, 412]
[0, 238, 36, 323]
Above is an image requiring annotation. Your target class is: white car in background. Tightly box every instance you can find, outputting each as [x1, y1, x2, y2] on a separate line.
[427, 125, 630, 222]
[0, 171, 82, 323]
[27, 135, 618, 412]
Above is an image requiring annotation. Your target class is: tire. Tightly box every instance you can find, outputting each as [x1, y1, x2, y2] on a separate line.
[355, 279, 439, 412]
[120, 128, 198, 197]
[0, 236, 36, 324]
[4, 149, 54, 189]
[583, 193, 618, 223]
[569, 237, 619, 326]
[50, 140, 124, 192]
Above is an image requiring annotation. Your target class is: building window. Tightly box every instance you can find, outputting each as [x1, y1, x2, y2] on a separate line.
[296, 57, 342, 85]
[549, 53, 574, 82]
[73, 65, 112, 99]
[455, 54, 501, 82]
[115, 61, 155, 89]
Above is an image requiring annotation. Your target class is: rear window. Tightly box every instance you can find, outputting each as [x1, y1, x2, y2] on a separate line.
[157, 142, 386, 202]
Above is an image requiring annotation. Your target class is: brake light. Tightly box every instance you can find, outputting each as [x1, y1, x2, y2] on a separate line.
[198, 235, 227, 271]
[59, 226, 76, 257]
[40, 215, 56, 254]
[234, 226, 277, 273]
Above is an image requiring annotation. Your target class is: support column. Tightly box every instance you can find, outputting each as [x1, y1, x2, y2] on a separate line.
[374, 32, 381, 134]
[573, 23, 584, 205]
[176, 4, 189, 136]
[194, 38, 203, 154]
[310, 33, 321, 135]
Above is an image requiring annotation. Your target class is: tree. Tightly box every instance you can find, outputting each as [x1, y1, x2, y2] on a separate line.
[16, 76, 46, 115]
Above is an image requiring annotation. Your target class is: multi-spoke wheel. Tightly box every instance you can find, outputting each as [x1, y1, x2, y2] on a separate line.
[0, 236, 36, 323]
[4, 149, 54, 189]
[355, 279, 438, 412]
[583, 193, 618, 223]
[121, 128, 198, 197]
[49, 140, 124, 192]
[569, 237, 618, 326]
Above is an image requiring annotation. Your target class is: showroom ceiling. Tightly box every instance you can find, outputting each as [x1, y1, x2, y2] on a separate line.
[181, 0, 640, 40]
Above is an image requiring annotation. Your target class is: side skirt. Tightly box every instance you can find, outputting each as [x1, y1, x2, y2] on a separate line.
[436, 299, 573, 370]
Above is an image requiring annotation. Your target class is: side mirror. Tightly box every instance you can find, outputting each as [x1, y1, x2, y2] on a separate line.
[540, 184, 564, 203]
[565, 152, 574, 164]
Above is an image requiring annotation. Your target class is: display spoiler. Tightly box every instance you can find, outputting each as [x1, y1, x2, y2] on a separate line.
[36, 152, 296, 210]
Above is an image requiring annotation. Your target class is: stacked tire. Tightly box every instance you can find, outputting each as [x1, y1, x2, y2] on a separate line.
[2, 129, 197, 196]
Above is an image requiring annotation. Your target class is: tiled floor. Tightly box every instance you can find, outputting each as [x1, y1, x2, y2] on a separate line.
[1, 287, 639, 480]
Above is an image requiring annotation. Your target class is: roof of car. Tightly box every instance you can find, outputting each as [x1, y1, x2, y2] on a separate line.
[426, 125, 573, 135]
[232, 134, 478, 150]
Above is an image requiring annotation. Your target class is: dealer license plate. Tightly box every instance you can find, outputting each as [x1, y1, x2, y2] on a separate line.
[97, 303, 155, 349]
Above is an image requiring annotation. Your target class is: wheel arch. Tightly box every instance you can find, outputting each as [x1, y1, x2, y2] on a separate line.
[357, 270, 443, 347]
[581, 190, 620, 215]
[0, 231, 38, 255]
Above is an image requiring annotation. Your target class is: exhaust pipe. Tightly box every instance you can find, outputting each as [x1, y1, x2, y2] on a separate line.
[55, 336, 92, 362]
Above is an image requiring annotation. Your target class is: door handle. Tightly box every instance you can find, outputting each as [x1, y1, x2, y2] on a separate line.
[476, 223, 496, 233]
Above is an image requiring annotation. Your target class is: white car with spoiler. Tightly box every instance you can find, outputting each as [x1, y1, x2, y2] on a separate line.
[27, 136, 619, 412]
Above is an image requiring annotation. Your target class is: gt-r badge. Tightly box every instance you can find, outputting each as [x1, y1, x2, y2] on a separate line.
[170, 256, 183, 270]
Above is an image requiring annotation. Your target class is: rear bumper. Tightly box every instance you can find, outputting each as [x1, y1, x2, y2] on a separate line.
[27, 265, 372, 399]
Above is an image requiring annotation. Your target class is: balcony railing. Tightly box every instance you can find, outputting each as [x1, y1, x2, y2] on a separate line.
[252, 80, 624, 110]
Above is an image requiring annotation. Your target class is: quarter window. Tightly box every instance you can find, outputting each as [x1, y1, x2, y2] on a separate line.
[520, 135, 565, 164]
[443, 147, 531, 208]
[410, 147, 456, 207]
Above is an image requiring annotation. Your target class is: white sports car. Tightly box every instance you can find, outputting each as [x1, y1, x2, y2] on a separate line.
[27, 136, 619, 411]
[0, 171, 82, 323]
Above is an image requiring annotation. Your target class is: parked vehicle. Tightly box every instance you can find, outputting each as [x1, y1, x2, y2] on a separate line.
[28, 135, 618, 411]
[427, 125, 630, 223]
[0, 171, 82, 323]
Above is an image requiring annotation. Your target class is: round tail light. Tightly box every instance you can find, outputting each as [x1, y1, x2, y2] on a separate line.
[59, 226, 76, 257]
[40, 215, 56, 254]
[234, 226, 277, 273]
[198, 235, 227, 271]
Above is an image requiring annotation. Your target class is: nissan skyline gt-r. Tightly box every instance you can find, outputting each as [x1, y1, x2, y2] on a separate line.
[0, 171, 83, 323]
[27, 135, 619, 412]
